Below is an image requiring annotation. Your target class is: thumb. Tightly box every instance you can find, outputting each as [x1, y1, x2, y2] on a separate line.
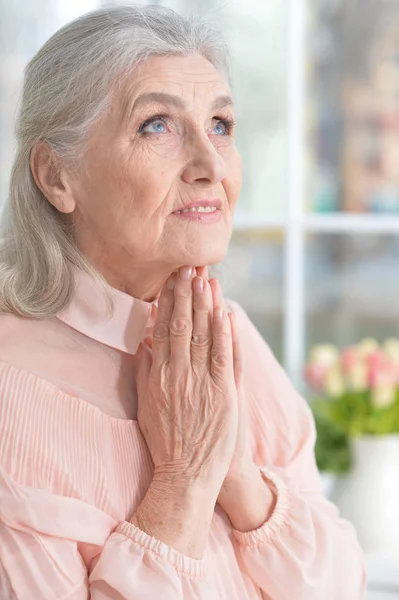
[143, 335, 153, 350]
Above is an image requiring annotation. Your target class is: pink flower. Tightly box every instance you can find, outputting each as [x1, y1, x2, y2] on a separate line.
[305, 344, 340, 392]
[340, 347, 368, 391]
[393, 363, 399, 386]
[341, 347, 359, 374]
[305, 340, 399, 400]
[368, 353, 398, 389]
[304, 363, 329, 392]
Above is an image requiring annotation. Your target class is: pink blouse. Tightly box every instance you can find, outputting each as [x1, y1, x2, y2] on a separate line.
[0, 267, 366, 599]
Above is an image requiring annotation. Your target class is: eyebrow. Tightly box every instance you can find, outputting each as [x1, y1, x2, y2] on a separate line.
[130, 92, 234, 114]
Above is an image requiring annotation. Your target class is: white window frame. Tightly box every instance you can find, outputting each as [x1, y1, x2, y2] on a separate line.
[233, 0, 399, 388]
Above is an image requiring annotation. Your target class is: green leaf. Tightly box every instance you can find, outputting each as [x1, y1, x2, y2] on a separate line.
[310, 388, 399, 438]
[312, 407, 351, 474]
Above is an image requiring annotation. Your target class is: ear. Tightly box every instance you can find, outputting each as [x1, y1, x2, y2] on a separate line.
[30, 142, 76, 214]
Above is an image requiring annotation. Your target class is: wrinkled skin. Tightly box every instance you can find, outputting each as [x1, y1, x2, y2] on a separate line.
[136, 267, 241, 491]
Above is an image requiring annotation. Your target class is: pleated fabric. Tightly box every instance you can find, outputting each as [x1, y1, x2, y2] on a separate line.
[0, 272, 366, 599]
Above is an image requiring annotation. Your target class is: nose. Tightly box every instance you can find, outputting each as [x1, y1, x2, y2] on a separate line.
[181, 134, 226, 186]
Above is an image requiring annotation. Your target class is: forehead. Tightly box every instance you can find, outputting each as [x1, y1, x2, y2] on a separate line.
[125, 54, 231, 103]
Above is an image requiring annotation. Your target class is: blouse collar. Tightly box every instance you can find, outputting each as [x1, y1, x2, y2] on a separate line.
[56, 266, 158, 355]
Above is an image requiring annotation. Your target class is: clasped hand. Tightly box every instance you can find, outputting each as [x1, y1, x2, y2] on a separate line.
[136, 265, 253, 502]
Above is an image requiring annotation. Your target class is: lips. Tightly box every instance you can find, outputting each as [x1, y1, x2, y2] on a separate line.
[175, 206, 218, 214]
[172, 199, 222, 214]
[172, 208, 222, 223]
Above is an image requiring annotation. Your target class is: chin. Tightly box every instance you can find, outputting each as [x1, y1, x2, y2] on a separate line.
[191, 242, 229, 267]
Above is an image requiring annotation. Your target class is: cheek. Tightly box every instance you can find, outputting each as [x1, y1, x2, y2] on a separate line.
[122, 139, 181, 196]
[79, 138, 181, 233]
[100, 150, 160, 213]
[224, 150, 242, 205]
[106, 146, 180, 230]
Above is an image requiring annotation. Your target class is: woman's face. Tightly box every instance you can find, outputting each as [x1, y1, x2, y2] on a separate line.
[69, 53, 242, 299]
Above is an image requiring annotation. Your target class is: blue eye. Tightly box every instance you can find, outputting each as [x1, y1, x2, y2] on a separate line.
[148, 121, 166, 133]
[138, 117, 168, 135]
[211, 118, 235, 136]
[213, 122, 226, 135]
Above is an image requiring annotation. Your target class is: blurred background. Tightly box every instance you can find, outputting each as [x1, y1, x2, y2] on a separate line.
[1, 0, 399, 596]
[3, 0, 398, 387]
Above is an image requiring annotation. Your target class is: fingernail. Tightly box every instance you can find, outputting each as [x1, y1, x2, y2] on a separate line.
[180, 266, 193, 280]
[193, 277, 203, 293]
[167, 274, 176, 290]
[214, 307, 223, 320]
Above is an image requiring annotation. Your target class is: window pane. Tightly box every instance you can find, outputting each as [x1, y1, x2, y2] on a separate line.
[305, 234, 399, 355]
[0, 0, 99, 203]
[219, 229, 285, 361]
[307, 0, 399, 213]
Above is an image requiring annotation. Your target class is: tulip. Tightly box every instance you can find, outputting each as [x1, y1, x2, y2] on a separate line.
[357, 338, 379, 358]
[368, 353, 397, 389]
[368, 349, 386, 368]
[371, 385, 396, 409]
[347, 362, 369, 392]
[340, 347, 367, 391]
[324, 364, 346, 398]
[305, 344, 340, 392]
[383, 338, 399, 363]
[309, 344, 339, 367]
[341, 347, 359, 373]
[304, 362, 328, 392]
[393, 364, 399, 386]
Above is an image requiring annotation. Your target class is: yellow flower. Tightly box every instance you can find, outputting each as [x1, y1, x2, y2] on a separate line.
[357, 338, 379, 358]
[310, 344, 339, 368]
[324, 364, 346, 397]
[371, 385, 396, 409]
[347, 362, 368, 392]
[382, 338, 399, 363]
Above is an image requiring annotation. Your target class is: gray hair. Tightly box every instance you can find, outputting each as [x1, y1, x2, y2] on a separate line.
[0, 4, 231, 317]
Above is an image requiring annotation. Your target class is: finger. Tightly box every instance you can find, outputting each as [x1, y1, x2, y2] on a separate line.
[169, 266, 194, 368]
[209, 278, 228, 313]
[151, 272, 176, 366]
[192, 275, 211, 366]
[228, 312, 243, 389]
[196, 265, 209, 280]
[210, 303, 234, 382]
[143, 335, 153, 350]
[135, 340, 153, 407]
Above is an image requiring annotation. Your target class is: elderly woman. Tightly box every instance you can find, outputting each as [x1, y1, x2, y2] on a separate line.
[0, 5, 365, 599]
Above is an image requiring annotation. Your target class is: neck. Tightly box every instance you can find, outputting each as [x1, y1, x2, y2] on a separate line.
[102, 267, 169, 302]
[94, 261, 198, 303]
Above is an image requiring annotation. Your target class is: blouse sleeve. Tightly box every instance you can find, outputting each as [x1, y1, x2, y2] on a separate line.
[226, 300, 367, 600]
[0, 466, 217, 599]
[0, 560, 16, 600]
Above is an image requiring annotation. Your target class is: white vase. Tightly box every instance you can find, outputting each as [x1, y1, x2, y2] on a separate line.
[331, 435, 399, 558]
[319, 471, 337, 500]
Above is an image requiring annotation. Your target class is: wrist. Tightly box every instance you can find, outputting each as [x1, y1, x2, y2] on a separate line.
[131, 477, 216, 559]
[218, 464, 277, 532]
[151, 468, 222, 507]
[218, 460, 259, 502]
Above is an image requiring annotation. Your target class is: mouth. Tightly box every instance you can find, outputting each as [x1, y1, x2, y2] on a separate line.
[172, 205, 222, 223]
